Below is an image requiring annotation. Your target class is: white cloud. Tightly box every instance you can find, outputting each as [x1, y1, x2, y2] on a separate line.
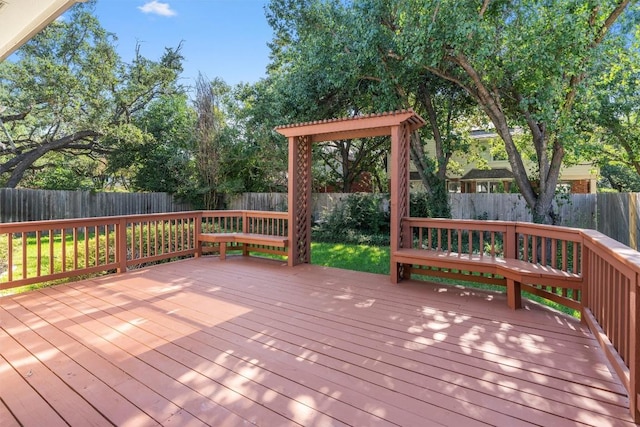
[138, 1, 177, 17]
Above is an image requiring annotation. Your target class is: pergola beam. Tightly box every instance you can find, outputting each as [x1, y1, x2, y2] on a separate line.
[276, 110, 424, 141]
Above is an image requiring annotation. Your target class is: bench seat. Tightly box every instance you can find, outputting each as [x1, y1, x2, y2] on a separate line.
[199, 232, 288, 260]
[393, 248, 581, 310]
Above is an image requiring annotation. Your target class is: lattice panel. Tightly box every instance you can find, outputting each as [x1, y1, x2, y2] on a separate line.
[293, 136, 311, 264]
[398, 124, 410, 246]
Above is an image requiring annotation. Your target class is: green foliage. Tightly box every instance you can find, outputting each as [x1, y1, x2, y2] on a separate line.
[21, 153, 99, 190]
[353, 0, 634, 224]
[410, 190, 450, 219]
[313, 193, 390, 245]
[0, 0, 184, 189]
[108, 94, 197, 195]
[265, 0, 475, 199]
[313, 190, 454, 245]
[580, 9, 640, 183]
[599, 163, 640, 192]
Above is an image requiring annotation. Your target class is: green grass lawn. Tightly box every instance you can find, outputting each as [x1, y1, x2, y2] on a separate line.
[311, 242, 390, 274]
[0, 233, 107, 296]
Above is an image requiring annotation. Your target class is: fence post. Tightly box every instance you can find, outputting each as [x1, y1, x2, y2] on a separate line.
[116, 217, 128, 273]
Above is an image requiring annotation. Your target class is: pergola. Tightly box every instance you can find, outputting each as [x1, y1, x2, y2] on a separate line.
[276, 109, 426, 281]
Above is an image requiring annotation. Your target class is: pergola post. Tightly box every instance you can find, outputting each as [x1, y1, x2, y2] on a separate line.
[390, 123, 411, 283]
[287, 135, 312, 266]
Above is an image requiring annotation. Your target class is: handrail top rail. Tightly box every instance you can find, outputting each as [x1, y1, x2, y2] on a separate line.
[0, 209, 288, 232]
[402, 217, 583, 236]
[201, 210, 287, 218]
[582, 228, 640, 274]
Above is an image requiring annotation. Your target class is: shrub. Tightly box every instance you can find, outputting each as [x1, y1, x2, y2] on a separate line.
[410, 191, 450, 218]
[313, 193, 390, 245]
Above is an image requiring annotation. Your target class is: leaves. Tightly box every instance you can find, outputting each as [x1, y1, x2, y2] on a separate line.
[0, 0, 183, 189]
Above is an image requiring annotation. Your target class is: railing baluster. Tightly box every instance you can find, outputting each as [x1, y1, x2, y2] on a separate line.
[36, 230, 42, 277]
[490, 232, 495, 256]
[48, 229, 54, 275]
[73, 227, 79, 270]
[8, 233, 13, 281]
[22, 232, 27, 280]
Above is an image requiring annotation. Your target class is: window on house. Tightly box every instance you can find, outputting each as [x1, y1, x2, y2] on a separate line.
[476, 182, 489, 193]
[476, 181, 504, 193]
[448, 182, 461, 193]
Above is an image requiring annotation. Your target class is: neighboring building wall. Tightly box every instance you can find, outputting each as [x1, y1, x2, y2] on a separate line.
[417, 134, 598, 194]
[571, 179, 591, 194]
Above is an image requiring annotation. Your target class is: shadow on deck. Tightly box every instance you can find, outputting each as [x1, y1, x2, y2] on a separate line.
[0, 256, 635, 426]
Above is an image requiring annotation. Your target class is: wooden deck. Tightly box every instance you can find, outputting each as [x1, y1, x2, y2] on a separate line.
[0, 256, 635, 426]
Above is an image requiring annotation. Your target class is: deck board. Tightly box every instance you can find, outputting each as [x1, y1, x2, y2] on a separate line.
[0, 256, 636, 426]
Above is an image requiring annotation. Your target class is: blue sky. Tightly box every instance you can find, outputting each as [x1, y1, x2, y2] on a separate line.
[91, 0, 273, 88]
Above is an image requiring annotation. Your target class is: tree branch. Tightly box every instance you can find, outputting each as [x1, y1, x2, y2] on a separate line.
[479, 0, 490, 18]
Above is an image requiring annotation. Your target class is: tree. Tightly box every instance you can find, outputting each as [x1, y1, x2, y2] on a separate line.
[107, 94, 197, 194]
[383, 0, 634, 223]
[265, 1, 399, 194]
[582, 11, 640, 182]
[193, 75, 231, 209]
[266, 0, 476, 216]
[230, 81, 289, 192]
[0, 1, 183, 189]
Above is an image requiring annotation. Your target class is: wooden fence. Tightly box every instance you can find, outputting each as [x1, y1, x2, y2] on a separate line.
[0, 188, 192, 223]
[228, 192, 597, 226]
[4, 189, 640, 250]
[227, 192, 351, 221]
[449, 193, 597, 228]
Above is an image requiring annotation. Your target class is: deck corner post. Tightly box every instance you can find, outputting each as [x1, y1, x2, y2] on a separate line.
[630, 271, 640, 422]
[116, 217, 128, 273]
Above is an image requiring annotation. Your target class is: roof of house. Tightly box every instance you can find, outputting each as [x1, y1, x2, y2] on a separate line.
[460, 168, 514, 181]
[0, 0, 85, 62]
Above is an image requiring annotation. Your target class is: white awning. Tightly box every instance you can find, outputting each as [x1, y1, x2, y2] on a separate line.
[0, 0, 85, 62]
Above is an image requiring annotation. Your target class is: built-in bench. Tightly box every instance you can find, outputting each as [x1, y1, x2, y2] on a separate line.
[394, 218, 584, 311]
[393, 248, 581, 310]
[198, 232, 288, 260]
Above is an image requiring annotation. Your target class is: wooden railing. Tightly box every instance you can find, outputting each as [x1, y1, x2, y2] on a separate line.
[0, 210, 287, 291]
[200, 210, 288, 236]
[400, 217, 640, 420]
[580, 229, 640, 420]
[1, 212, 639, 420]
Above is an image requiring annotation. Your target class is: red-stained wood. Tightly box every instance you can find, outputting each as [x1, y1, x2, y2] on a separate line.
[0, 396, 20, 427]
[0, 353, 67, 427]
[1, 257, 636, 426]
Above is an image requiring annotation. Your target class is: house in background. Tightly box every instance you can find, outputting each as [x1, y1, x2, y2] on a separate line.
[416, 129, 598, 194]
